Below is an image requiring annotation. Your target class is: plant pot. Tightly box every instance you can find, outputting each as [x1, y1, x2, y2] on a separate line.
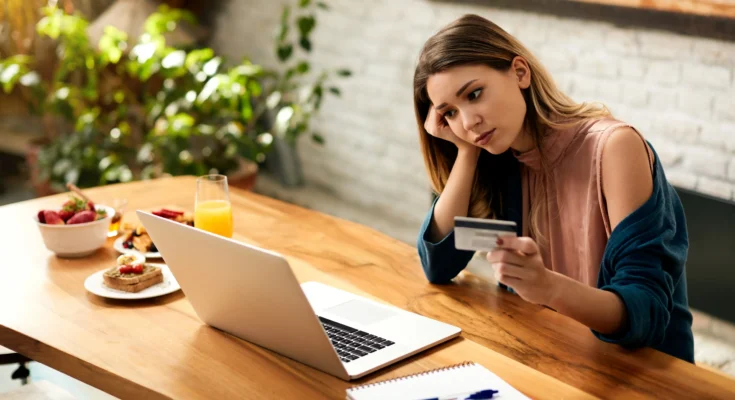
[264, 135, 305, 188]
[228, 158, 259, 192]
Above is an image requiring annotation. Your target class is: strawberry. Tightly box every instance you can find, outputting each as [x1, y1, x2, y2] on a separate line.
[119, 264, 144, 274]
[62, 199, 76, 210]
[161, 208, 184, 216]
[152, 210, 176, 219]
[67, 210, 96, 225]
[86, 201, 95, 212]
[43, 211, 65, 225]
[58, 209, 75, 222]
[37, 210, 46, 223]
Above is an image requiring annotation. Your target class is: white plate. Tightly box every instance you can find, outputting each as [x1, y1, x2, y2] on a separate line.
[113, 236, 162, 259]
[84, 263, 180, 300]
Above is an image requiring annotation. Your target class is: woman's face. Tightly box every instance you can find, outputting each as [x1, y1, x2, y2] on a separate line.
[426, 58, 533, 154]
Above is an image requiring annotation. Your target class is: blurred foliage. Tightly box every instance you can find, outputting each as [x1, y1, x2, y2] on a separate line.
[270, 0, 351, 146]
[0, 0, 350, 191]
[0, 0, 48, 55]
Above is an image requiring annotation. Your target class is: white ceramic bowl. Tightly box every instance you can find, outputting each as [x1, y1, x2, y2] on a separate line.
[35, 204, 114, 258]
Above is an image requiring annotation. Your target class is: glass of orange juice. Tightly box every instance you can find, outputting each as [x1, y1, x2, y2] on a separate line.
[195, 174, 233, 238]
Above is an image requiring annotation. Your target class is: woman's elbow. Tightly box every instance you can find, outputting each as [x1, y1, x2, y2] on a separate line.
[419, 259, 454, 284]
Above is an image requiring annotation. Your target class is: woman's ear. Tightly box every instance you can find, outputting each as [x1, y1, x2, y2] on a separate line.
[511, 56, 531, 89]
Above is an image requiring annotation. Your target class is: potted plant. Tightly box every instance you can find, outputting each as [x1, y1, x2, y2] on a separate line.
[1, 4, 271, 193]
[0, 0, 350, 193]
[261, 0, 351, 187]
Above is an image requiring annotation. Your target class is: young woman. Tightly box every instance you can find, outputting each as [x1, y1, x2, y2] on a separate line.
[414, 14, 693, 362]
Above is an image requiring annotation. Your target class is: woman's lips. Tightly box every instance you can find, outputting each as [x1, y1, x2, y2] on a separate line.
[475, 128, 496, 145]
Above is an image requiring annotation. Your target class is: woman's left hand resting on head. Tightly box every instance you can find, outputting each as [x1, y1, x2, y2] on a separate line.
[487, 236, 628, 336]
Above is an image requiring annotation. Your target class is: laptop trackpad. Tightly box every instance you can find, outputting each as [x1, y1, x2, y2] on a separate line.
[326, 299, 398, 326]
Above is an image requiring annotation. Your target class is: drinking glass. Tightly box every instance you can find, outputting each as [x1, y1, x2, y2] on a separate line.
[107, 198, 128, 237]
[194, 174, 233, 238]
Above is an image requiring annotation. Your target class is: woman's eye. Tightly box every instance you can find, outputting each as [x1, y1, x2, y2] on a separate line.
[468, 88, 482, 101]
[443, 110, 456, 119]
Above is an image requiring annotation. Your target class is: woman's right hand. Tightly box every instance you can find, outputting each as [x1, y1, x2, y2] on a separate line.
[424, 106, 475, 152]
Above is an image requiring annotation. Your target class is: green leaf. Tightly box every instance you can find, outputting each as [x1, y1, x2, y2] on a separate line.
[299, 37, 312, 52]
[0, 63, 20, 84]
[337, 69, 352, 77]
[266, 92, 282, 109]
[119, 166, 133, 182]
[317, 2, 330, 10]
[53, 159, 72, 176]
[161, 50, 186, 69]
[185, 48, 215, 70]
[196, 76, 221, 104]
[277, 44, 293, 62]
[247, 80, 262, 97]
[232, 64, 263, 77]
[279, 5, 291, 43]
[98, 26, 128, 65]
[300, 0, 312, 6]
[202, 57, 222, 76]
[98, 155, 115, 171]
[312, 133, 325, 144]
[278, 20, 289, 43]
[170, 113, 195, 136]
[274, 106, 295, 134]
[281, 6, 291, 24]
[296, 61, 310, 74]
[328, 87, 341, 96]
[241, 99, 253, 121]
[313, 85, 323, 109]
[19, 72, 40, 87]
[297, 16, 316, 38]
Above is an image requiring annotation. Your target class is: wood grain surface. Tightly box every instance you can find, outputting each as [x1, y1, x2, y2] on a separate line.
[1, 176, 733, 399]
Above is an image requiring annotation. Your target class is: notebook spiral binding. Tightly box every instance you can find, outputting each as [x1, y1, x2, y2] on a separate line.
[347, 361, 475, 392]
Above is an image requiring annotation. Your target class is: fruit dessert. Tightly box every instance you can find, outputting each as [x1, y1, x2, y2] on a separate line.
[37, 195, 107, 225]
[120, 208, 193, 253]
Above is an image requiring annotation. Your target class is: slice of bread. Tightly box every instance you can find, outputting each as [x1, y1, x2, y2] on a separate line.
[103, 264, 163, 293]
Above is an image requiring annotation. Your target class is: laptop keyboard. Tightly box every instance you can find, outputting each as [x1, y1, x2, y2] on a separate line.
[318, 317, 394, 363]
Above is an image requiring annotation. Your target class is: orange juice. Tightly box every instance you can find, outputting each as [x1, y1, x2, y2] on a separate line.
[194, 200, 233, 238]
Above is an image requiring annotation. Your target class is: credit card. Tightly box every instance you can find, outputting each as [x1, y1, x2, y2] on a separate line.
[454, 216, 518, 252]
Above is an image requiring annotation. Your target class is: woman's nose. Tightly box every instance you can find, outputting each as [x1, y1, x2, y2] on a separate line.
[462, 112, 481, 132]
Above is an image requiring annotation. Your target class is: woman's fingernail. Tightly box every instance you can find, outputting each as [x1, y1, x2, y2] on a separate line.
[496, 238, 504, 246]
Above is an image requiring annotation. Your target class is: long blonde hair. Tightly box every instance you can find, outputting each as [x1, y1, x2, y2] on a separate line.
[413, 14, 610, 236]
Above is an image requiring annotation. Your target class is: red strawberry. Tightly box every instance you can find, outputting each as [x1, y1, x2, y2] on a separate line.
[58, 209, 75, 222]
[43, 210, 65, 225]
[67, 210, 96, 225]
[161, 208, 184, 216]
[37, 210, 46, 223]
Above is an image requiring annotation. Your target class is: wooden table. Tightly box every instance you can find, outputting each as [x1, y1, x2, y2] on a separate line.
[1, 177, 734, 399]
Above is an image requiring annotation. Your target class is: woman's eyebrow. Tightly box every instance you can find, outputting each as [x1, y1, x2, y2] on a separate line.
[435, 79, 478, 111]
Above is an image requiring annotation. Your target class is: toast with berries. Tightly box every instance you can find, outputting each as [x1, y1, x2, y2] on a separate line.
[103, 264, 163, 293]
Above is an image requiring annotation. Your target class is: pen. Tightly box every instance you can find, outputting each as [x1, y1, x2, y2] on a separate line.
[421, 388, 499, 400]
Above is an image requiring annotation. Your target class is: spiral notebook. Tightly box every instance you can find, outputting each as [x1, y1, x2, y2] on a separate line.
[346, 362, 529, 400]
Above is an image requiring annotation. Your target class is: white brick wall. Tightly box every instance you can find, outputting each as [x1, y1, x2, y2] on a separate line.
[211, 0, 735, 244]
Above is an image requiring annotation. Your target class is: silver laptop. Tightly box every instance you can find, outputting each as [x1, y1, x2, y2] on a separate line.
[137, 211, 461, 380]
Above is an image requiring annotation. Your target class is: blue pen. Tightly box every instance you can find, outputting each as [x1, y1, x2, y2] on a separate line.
[421, 388, 499, 400]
